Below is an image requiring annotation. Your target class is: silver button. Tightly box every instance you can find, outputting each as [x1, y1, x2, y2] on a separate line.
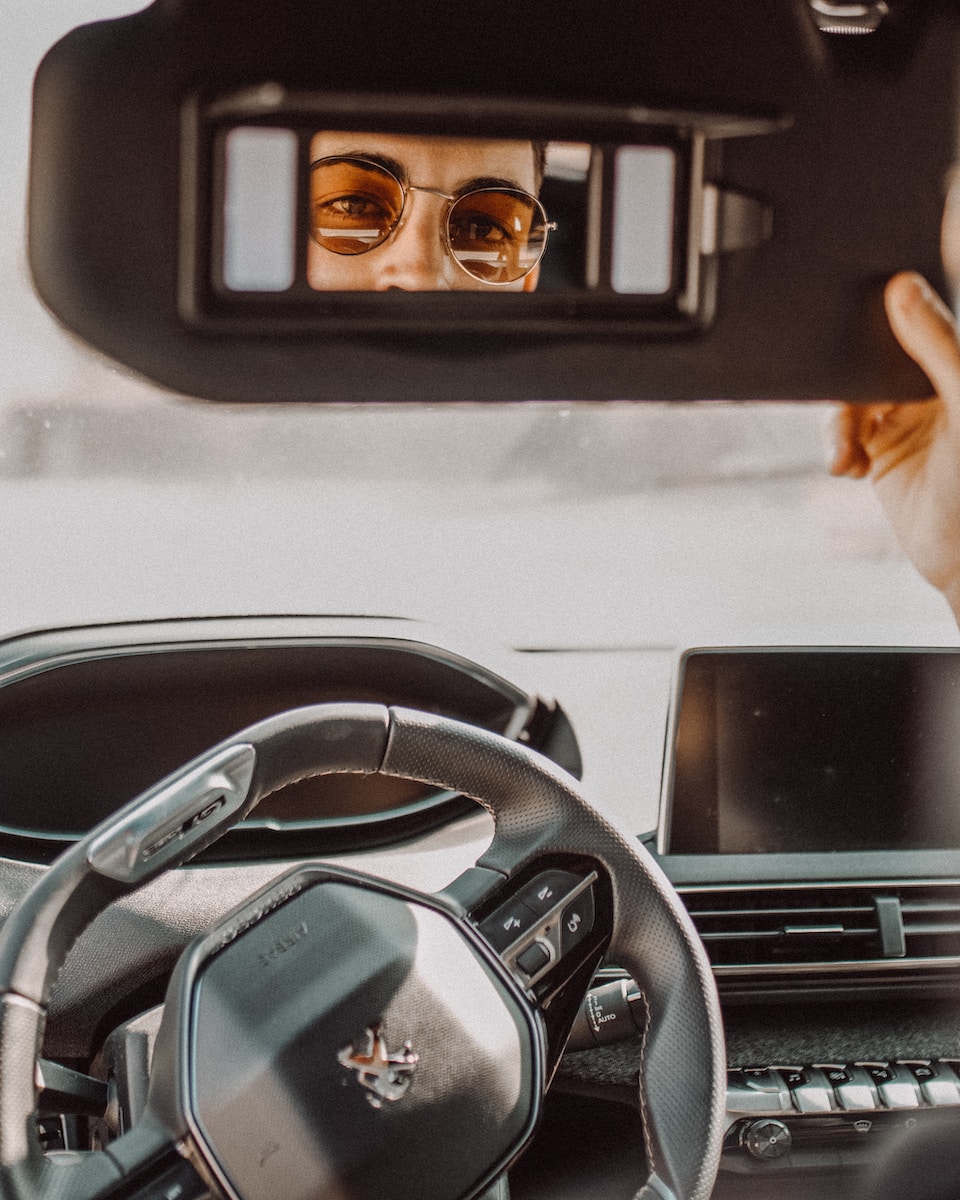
[900, 1064, 960, 1107]
[857, 1063, 920, 1110]
[827, 1065, 879, 1112]
[727, 1069, 792, 1115]
[920, 1078, 960, 1106]
[877, 1080, 920, 1109]
[785, 1067, 834, 1114]
[836, 1083, 877, 1111]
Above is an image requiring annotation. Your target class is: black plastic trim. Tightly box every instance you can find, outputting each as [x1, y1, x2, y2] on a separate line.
[0, 617, 579, 864]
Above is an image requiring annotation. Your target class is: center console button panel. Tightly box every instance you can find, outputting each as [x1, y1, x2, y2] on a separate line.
[727, 1059, 960, 1119]
[724, 1060, 960, 1171]
[723, 1059, 960, 1176]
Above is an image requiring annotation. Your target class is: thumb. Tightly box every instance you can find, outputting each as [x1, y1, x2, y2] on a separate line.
[885, 271, 960, 408]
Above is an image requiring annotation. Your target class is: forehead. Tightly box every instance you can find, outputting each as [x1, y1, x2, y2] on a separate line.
[309, 132, 538, 191]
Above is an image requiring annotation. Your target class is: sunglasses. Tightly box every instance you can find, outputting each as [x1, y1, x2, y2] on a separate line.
[309, 156, 554, 285]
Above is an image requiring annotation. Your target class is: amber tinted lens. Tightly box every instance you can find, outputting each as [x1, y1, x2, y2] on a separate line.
[310, 158, 404, 254]
[447, 189, 548, 283]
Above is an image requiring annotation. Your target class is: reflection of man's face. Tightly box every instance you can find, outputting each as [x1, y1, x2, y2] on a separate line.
[307, 133, 543, 292]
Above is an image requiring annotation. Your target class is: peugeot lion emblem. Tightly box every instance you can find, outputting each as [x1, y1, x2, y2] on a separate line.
[338, 1022, 419, 1108]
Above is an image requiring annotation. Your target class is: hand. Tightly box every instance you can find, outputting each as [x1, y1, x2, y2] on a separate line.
[830, 271, 960, 619]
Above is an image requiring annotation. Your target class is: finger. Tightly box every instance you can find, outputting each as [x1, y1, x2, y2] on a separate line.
[829, 404, 867, 476]
[828, 402, 897, 477]
[884, 272, 960, 407]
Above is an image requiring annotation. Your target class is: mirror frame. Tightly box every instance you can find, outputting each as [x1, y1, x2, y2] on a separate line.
[179, 89, 785, 335]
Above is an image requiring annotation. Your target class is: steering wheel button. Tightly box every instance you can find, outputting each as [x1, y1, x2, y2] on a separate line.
[480, 899, 538, 951]
[560, 887, 596, 954]
[516, 941, 551, 979]
[516, 871, 582, 916]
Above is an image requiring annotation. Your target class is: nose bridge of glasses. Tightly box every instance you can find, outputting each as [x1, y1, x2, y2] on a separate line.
[406, 183, 456, 204]
[391, 186, 463, 278]
[394, 185, 453, 255]
[380, 186, 455, 288]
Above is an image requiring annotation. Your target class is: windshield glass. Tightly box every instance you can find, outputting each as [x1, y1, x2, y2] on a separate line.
[3, 1, 957, 654]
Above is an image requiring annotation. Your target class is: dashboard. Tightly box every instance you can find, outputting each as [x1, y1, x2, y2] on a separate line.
[3, 618, 960, 1199]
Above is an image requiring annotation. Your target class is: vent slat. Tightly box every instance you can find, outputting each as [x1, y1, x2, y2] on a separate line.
[680, 884, 960, 971]
[905, 921, 960, 936]
[691, 906, 873, 920]
[699, 927, 877, 942]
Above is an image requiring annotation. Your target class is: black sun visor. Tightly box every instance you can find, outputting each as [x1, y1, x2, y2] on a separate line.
[27, 0, 960, 402]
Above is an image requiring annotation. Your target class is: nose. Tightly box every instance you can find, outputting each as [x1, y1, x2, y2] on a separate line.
[373, 191, 453, 291]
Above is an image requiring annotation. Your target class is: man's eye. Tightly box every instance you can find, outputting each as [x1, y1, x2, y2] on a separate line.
[314, 193, 393, 229]
[333, 195, 380, 218]
[451, 214, 511, 245]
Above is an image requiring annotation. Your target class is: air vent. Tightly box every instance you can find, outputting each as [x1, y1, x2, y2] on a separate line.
[901, 888, 960, 960]
[680, 883, 960, 974]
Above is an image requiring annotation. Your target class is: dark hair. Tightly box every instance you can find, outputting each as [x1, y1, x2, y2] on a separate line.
[532, 140, 548, 189]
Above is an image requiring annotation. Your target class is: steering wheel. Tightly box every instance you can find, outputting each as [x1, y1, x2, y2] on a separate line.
[0, 703, 725, 1200]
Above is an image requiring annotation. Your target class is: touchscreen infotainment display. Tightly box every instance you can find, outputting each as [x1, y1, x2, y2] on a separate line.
[664, 649, 960, 855]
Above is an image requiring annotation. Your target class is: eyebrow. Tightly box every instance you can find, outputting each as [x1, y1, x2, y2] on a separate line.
[337, 151, 408, 184]
[460, 175, 528, 195]
[327, 153, 528, 197]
